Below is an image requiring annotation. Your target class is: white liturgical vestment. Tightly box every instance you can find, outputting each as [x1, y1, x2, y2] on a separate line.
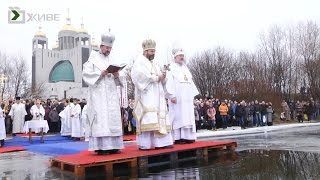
[0, 107, 6, 140]
[131, 55, 173, 149]
[59, 104, 71, 136]
[9, 103, 27, 134]
[71, 104, 83, 138]
[166, 62, 199, 140]
[83, 50, 125, 151]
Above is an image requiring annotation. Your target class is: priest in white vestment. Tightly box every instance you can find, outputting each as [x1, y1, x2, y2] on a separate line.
[82, 31, 124, 155]
[131, 39, 173, 150]
[59, 100, 71, 136]
[30, 99, 45, 120]
[9, 97, 27, 135]
[166, 48, 199, 144]
[71, 99, 83, 139]
[81, 104, 88, 141]
[0, 100, 6, 147]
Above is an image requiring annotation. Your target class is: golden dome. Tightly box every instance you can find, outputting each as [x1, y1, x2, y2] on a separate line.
[78, 28, 88, 33]
[91, 37, 98, 47]
[34, 26, 46, 37]
[60, 16, 76, 32]
[61, 24, 76, 32]
[78, 23, 88, 34]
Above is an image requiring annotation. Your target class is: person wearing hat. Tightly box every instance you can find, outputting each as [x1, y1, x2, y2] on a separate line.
[165, 48, 199, 144]
[82, 31, 124, 155]
[131, 39, 173, 150]
[9, 97, 27, 136]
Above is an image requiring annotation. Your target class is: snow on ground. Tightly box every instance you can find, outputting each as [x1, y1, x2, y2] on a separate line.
[196, 122, 320, 139]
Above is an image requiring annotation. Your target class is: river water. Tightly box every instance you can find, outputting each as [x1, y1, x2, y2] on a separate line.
[1, 125, 320, 179]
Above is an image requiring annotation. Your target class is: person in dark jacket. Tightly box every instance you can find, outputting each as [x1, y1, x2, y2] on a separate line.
[296, 101, 304, 123]
[199, 102, 207, 128]
[288, 100, 295, 121]
[235, 102, 245, 129]
[244, 102, 251, 127]
[249, 102, 255, 127]
[56, 99, 65, 114]
[24, 99, 33, 122]
[126, 101, 135, 134]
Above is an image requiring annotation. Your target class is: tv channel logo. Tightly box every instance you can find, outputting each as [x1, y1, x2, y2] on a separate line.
[8, 7, 60, 24]
[8, 7, 25, 24]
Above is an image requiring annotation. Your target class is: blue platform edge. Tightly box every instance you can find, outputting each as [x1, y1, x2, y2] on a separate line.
[4, 135, 88, 156]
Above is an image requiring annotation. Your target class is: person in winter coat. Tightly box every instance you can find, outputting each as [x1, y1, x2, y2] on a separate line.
[235, 102, 245, 129]
[266, 103, 274, 126]
[260, 101, 268, 126]
[207, 104, 216, 130]
[218, 101, 229, 129]
[194, 104, 201, 131]
[254, 100, 262, 126]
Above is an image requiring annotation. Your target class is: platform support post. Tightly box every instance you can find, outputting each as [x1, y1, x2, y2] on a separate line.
[138, 156, 148, 177]
[74, 166, 85, 176]
[60, 163, 64, 170]
[170, 152, 178, 168]
[105, 163, 113, 179]
[129, 158, 138, 178]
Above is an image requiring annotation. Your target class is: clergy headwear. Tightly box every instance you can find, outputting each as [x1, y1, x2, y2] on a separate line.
[101, 32, 115, 47]
[172, 48, 184, 57]
[15, 96, 21, 100]
[142, 39, 156, 51]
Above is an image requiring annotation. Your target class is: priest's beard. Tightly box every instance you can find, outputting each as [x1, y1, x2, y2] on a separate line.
[147, 54, 155, 61]
[176, 58, 184, 65]
[103, 51, 110, 56]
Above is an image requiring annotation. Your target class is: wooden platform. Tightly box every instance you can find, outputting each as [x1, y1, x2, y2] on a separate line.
[50, 141, 237, 179]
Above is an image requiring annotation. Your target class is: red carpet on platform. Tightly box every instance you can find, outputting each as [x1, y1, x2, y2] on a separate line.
[16, 133, 39, 137]
[54, 141, 235, 165]
[0, 146, 26, 153]
[123, 135, 136, 141]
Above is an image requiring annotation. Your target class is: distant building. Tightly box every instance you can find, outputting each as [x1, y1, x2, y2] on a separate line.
[32, 15, 99, 99]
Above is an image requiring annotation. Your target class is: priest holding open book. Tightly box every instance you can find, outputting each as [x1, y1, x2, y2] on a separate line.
[82, 31, 126, 155]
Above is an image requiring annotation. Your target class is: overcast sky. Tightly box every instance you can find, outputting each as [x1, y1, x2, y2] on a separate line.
[1, 0, 320, 67]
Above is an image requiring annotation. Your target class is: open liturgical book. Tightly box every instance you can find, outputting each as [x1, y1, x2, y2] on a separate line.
[107, 63, 127, 73]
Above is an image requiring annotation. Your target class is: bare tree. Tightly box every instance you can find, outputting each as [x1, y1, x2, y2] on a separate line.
[296, 21, 320, 99]
[0, 52, 30, 99]
[259, 25, 288, 96]
[21, 81, 47, 99]
[188, 47, 237, 98]
[0, 52, 10, 99]
[10, 56, 29, 97]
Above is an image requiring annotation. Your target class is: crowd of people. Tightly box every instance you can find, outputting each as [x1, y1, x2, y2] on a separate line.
[118, 98, 320, 138]
[195, 99, 275, 130]
[0, 97, 318, 137]
[120, 98, 320, 135]
[280, 99, 320, 123]
[0, 97, 88, 147]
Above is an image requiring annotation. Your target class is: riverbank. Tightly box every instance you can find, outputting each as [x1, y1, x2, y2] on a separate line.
[196, 121, 320, 139]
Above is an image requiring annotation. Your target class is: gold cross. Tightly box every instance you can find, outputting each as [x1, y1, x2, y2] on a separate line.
[184, 74, 188, 81]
